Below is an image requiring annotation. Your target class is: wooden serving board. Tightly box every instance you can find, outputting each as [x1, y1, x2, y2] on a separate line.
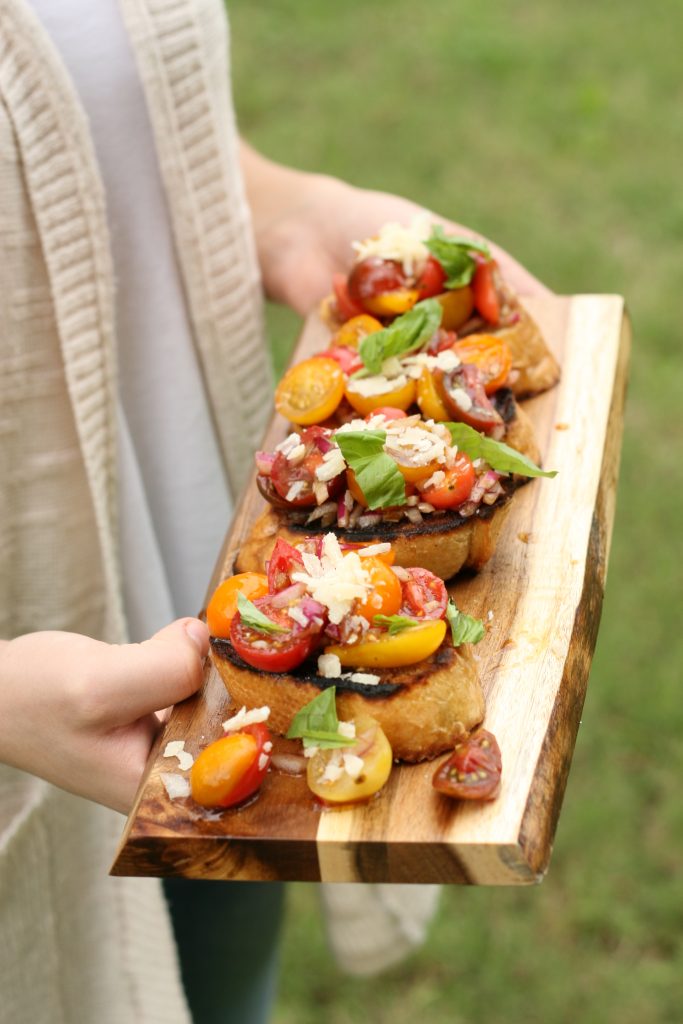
[112, 295, 630, 885]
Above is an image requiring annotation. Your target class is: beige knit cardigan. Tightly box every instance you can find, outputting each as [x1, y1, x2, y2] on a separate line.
[0, 1, 271, 1020]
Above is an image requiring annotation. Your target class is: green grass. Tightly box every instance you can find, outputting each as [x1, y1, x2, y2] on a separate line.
[228, 2, 683, 1021]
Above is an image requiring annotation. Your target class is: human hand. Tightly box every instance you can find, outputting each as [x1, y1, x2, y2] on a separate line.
[241, 143, 551, 316]
[0, 618, 209, 814]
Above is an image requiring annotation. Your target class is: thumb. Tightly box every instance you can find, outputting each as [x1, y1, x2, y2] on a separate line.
[103, 617, 210, 726]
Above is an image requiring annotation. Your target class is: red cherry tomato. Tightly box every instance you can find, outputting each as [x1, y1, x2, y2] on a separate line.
[230, 596, 318, 672]
[366, 406, 408, 422]
[417, 255, 447, 298]
[399, 567, 448, 619]
[432, 729, 502, 801]
[434, 364, 505, 437]
[420, 454, 476, 510]
[270, 426, 342, 507]
[347, 257, 413, 316]
[471, 257, 501, 325]
[190, 722, 272, 809]
[333, 273, 366, 321]
[426, 328, 458, 355]
[318, 345, 364, 376]
[267, 538, 305, 592]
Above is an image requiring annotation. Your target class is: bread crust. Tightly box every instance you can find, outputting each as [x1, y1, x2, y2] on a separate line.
[210, 637, 484, 762]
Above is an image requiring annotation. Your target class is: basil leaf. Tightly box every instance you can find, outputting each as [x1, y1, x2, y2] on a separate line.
[286, 688, 356, 749]
[424, 225, 491, 289]
[446, 600, 485, 646]
[333, 429, 406, 509]
[357, 298, 442, 376]
[236, 592, 287, 634]
[373, 614, 420, 635]
[445, 422, 558, 479]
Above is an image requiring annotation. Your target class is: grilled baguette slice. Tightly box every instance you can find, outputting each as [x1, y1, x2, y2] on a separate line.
[210, 636, 483, 762]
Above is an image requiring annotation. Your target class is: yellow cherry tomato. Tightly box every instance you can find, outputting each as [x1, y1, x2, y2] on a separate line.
[363, 288, 420, 318]
[344, 375, 417, 417]
[436, 286, 474, 330]
[206, 573, 269, 638]
[452, 334, 513, 395]
[190, 733, 258, 808]
[275, 357, 345, 425]
[354, 557, 402, 622]
[332, 314, 383, 349]
[416, 366, 450, 422]
[325, 618, 447, 668]
[306, 715, 393, 804]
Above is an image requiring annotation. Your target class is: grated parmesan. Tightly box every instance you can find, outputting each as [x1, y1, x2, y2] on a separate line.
[223, 705, 271, 733]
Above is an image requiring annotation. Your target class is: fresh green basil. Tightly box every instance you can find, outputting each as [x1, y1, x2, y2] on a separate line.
[356, 298, 442, 376]
[373, 614, 420, 635]
[286, 687, 356, 749]
[445, 422, 558, 478]
[424, 225, 491, 289]
[446, 600, 485, 646]
[236, 592, 287, 634]
[333, 429, 406, 509]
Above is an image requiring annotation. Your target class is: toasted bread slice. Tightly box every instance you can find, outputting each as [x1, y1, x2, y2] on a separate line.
[210, 637, 484, 762]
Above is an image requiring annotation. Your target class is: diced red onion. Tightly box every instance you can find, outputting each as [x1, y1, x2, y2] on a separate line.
[255, 451, 275, 475]
[269, 583, 306, 608]
[312, 433, 334, 454]
[300, 597, 326, 622]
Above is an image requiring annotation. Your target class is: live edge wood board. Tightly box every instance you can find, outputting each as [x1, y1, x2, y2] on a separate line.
[112, 294, 630, 886]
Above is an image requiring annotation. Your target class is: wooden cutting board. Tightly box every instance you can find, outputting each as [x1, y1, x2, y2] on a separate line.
[111, 294, 630, 885]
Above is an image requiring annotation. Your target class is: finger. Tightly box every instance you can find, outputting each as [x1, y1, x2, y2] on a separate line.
[98, 618, 209, 726]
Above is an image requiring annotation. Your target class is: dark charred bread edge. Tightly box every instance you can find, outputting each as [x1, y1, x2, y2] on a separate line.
[282, 478, 516, 542]
[493, 387, 517, 425]
[211, 637, 403, 699]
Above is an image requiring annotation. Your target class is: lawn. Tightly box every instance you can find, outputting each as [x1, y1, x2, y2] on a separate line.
[228, 2, 683, 1021]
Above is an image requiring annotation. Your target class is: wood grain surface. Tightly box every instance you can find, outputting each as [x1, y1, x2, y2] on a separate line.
[111, 294, 630, 885]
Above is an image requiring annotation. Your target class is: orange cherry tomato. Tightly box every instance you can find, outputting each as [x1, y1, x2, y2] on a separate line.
[452, 335, 512, 394]
[190, 723, 272, 809]
[363, 288, 420, 317]
[275, 357, 345, 425]
[353, 556, 402, 622]
[344, 376, 416, 417]
[206, 573, 269, 638]
[347, 467, 368, 507]
[332, 314, 383, 349]
[416, 367, 450, 421]
[436, 286, 474, 330]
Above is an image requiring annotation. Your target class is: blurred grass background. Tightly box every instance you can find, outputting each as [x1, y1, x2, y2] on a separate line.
[228, 2, 683, 1022]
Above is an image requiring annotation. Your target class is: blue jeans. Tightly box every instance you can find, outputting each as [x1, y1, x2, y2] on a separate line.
[163, 879, 285, 1024]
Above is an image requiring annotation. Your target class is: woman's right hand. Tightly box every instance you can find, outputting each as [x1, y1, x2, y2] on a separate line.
[0, 618, 209, 814]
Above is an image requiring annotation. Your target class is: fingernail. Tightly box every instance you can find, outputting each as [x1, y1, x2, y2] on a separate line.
[185, 619, 209, 654]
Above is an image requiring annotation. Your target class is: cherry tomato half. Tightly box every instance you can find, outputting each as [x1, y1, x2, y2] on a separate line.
[416, 367, 450, 422]
[434, 364, 505, 437]
[267, 538, 305, 592]
[190, 722, 272, 809]
[306, 715, 393, 805]
[400, 567, 448, 619]
[417, 255, 448, 298]
[325, 618, 446, 669]
[419, 454, 475, 509]
[353, 556, 402, 623]
[332, 273, 365, 321]
[206, 573, 269, 638]
[332, 314, 383, 348]
[453, 334, 512, 395]
[230, 597, 317, 672]
[345, 375, 417, 417]
[436, 286, 474, 330]
[270, 426, 342, 507]
[471, 258, 500, 325]
[367, 407, 408, 422]
[275, 357, 345, 426]
[347, 257, 419, 317]
[432, 728, 502, 801]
